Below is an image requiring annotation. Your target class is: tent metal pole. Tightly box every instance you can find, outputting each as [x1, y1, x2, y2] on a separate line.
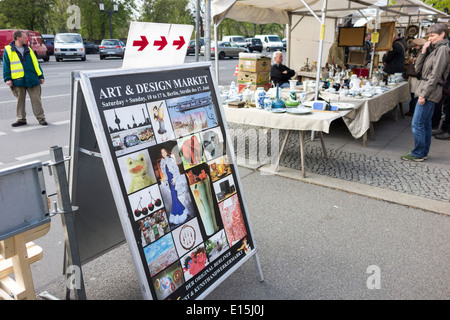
[369, 7, 380, 78]
[300, 0, 322, 23]
[214, 23, 219, 84]
[205, 0, 211, 62]
[314, 0, 328, 101]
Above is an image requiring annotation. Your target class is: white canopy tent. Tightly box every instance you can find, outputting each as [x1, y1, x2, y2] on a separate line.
[211, 0, 449, 99]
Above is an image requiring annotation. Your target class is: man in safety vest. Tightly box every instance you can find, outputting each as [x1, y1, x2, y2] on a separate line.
[3, 30, 47, 126]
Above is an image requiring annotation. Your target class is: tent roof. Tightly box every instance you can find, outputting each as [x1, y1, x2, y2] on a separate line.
[212, 0, 449, 25]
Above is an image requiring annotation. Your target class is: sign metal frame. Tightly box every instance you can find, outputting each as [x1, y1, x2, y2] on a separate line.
[74, 62, 263, 300]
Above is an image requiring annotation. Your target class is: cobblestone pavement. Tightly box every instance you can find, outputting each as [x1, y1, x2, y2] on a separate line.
[228, 123, 450, 203]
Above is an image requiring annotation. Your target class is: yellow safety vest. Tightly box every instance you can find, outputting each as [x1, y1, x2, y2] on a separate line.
[5, 45, 42, 79]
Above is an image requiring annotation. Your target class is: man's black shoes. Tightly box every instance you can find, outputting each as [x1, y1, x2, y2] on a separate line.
[11, 121, 27, 127]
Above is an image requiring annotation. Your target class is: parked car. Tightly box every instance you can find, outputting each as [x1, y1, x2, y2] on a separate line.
[245, 38, 263, 53]
[282, 38, 286, 50]
[255, 34, 284, 52]
[186, 38, 205, 55]
[222, 35, 246, 49]
[99, 39, 124, 60]
[54, 33, 86, 61]
[42, 34, 54, 55]
[84, 41, 99, 54]
[200, 41, 246, 60]
[0, 29, 49, 61]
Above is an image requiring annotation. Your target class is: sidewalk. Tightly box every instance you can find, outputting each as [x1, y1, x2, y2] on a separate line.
[35, 107, 450, 300]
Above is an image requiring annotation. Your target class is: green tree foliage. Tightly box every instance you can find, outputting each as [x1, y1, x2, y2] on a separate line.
[0, 0, 56, 31]
[0, 0, 136, 41]
[423, 0, 450, 12]
[140, 0, 194, 25]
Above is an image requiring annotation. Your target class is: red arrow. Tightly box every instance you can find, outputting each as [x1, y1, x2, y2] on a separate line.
[153, 36, 167, 50]
[172, 36, 185, 50]
[133, 36, 149, 51]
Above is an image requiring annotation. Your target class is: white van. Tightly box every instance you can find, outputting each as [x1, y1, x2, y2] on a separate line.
[222, 35, 247, 48]
[255, 35, 284, 52]
[54, 33, 86, 61]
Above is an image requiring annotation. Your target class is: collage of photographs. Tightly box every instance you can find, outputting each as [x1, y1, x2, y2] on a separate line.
[101, 90, 251, 300]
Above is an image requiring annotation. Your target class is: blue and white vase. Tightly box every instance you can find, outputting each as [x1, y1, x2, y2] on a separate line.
[263, 96, 273, 110]
[254, 87, 266, 109]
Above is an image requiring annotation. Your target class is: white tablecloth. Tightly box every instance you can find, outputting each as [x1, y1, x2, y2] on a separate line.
[320, 82, 410, 139]
[223, 106, 351, 133]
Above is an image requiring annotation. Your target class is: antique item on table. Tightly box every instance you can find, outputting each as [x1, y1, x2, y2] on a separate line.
[349, 74, 361, 90]
[254, 87, 266, 109]
[263, 96, 273, 110]
[242, 82, 254, 106]
[286, 107, 311, 115]
[298, 92, 306, 107]
[289, 79, 298, 91]
[271, 84, 285, 109]
[228, 101, 245, 108]
[300, 58, 311, 72]
[228, 81, 239, 101]
[312, 100, 338, 112]
[285, 91, 300, 107]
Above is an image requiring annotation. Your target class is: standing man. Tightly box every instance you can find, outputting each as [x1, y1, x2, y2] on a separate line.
[382, 33, 407, 75]
[3, 30, 47, 127]
[270, 51, 296, 88]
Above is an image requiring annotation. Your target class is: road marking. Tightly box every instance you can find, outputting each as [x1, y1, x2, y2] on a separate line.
[0, 93, 70, 104]
[15, 150, 50, 161]
[15, 145, 69, 161]
[52, 120, 70, 125]
[12, 126, 46, 133]
[5, 120, 69, 134]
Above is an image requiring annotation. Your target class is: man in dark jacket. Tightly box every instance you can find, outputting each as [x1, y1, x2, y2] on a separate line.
[3, 30, 47, 126]
[270, 51, 295, 87]
[383, 34, 407, 75]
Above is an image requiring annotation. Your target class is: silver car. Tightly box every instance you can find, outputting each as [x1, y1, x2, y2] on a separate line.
[200, 41, 246, 60]
[99, 39, 124, 60]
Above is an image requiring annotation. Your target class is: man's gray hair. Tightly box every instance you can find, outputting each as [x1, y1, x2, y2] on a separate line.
[273, 51, 283, 58]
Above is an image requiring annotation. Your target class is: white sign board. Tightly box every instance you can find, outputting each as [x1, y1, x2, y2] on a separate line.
[122, 22, 193, 69]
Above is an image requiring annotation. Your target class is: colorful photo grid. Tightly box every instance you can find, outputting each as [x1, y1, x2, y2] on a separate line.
[104, 91, 250, 300]
[104, 104, 157, 156]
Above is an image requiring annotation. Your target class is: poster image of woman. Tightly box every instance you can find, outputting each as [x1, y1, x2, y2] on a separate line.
[148, 101, 175, 143]
[151, 144, 196, 228]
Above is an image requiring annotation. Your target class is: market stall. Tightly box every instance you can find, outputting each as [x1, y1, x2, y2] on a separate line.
[211, 0, 448, 136]
[212, 0, 449, 94]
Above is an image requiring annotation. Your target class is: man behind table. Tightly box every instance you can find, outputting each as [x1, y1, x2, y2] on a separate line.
[270, 51, 295, 88]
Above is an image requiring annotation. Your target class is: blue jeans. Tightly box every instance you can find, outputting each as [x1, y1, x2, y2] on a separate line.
[410, 100, 435, 158]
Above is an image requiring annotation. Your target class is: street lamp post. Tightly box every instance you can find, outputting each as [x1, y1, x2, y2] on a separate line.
[99, 1, 118, 39]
